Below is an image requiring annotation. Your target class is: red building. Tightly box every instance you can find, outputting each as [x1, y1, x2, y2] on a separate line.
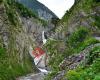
[32, 47, 45, 58]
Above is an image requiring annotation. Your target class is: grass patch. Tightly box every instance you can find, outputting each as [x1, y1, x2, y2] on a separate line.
[94, 15, 100, 29]
[66, 27, 99, 54]
[0, 46, 6, 57]
[67, 27, 89, 48]
[0, 42, 33, 80]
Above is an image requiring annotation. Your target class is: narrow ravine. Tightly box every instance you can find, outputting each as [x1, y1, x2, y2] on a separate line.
[17, 31, 100, 80]
[17, 31, 49, 80]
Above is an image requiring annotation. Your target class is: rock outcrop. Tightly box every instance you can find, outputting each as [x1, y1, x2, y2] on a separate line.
[0, 1, 54, 79]
[53, 0, 100, 40]
[17, 0, 58, 21]
[53, 43, 100, 80]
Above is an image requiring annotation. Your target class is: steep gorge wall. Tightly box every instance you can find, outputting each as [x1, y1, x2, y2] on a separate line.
[0, 2, 34, 79]
[53, 0, 100, 40]
[0, 1, 52, 79]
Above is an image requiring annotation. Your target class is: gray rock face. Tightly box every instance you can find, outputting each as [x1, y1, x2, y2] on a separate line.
[0, 4, 9, 48]
[20, 17, 54, 46]
[53, 70, 66, 80]
[38, 9, 54, 21]
[52, 5, 100, 41]
[0, 2, 54, 75]
[17, 73, 45, 80]
[16, 0, 58, 21]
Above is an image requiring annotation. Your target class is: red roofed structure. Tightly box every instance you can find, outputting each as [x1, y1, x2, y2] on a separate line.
[32, 47, 45, 58]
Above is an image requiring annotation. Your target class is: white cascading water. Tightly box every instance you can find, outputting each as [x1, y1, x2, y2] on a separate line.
[29, 31, 48, 73]
[29, 46, 48, 73]
[42, 31, 47, 45]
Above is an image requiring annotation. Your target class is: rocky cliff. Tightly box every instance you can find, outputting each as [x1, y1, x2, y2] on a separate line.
[16, 0, 58, 21]
[0, 0, 55, 79]
[53, 0, 100, 40]
[0, 0, 100, 80]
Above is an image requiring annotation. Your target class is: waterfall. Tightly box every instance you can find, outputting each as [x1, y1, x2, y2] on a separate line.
[42, 31, 47, 45]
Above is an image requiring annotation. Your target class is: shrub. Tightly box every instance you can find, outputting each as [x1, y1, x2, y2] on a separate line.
[65, 58, 100, 80]
[0, 47, 6, 57]
[0, 0, 3, 4]
[66, 26, 99, 54]
[6, 10, 17, 25]
[66, 27, 90, 54]
[4, 0, 18, 25]
[94, 0, 100, 2]
[67, 70, 81, 80]
[87, 46, 100, 64]
[94, 15, 100, 29]
[94, 74, 100, 80]
[68, 27, 89, 48]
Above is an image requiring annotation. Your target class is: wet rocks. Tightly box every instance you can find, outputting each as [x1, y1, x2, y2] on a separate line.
[16, 73, 45, 80]
[53, 70, 66, 80]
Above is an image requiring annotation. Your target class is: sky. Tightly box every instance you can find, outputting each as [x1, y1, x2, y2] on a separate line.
[37, 0, 75, 19]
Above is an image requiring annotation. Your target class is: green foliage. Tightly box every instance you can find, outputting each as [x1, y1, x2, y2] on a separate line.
[0, 44, 33, 80]
[0, 63, 22, 80]
[0, 0, 3, 4]
[87, 46, 100, 64]
[94, 73, 100, 80]
[6, 0, 15, 5]
[4, 0, 19, 26]
[66, 37, 99, 56]
[66, 70, 81, 80]
[76, 37, 99, 53]
[0, 47, 6, 57]
[44, 39, 65, 70]
[6, 9, 17, 25]
[65, 58, 100, 80]
[82, 37, 99, 46]
[94, 15, 100, 29]
[44, 39, 58, 55]
[93, 0, 100, 2]
[0, 61, 33, 80]
[68, 27, 89, 48]
[39, 19, 48, 26]
[44, 40, 67, 79]
[66, 27, 99, 54]
[0, 54, 33, 80]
